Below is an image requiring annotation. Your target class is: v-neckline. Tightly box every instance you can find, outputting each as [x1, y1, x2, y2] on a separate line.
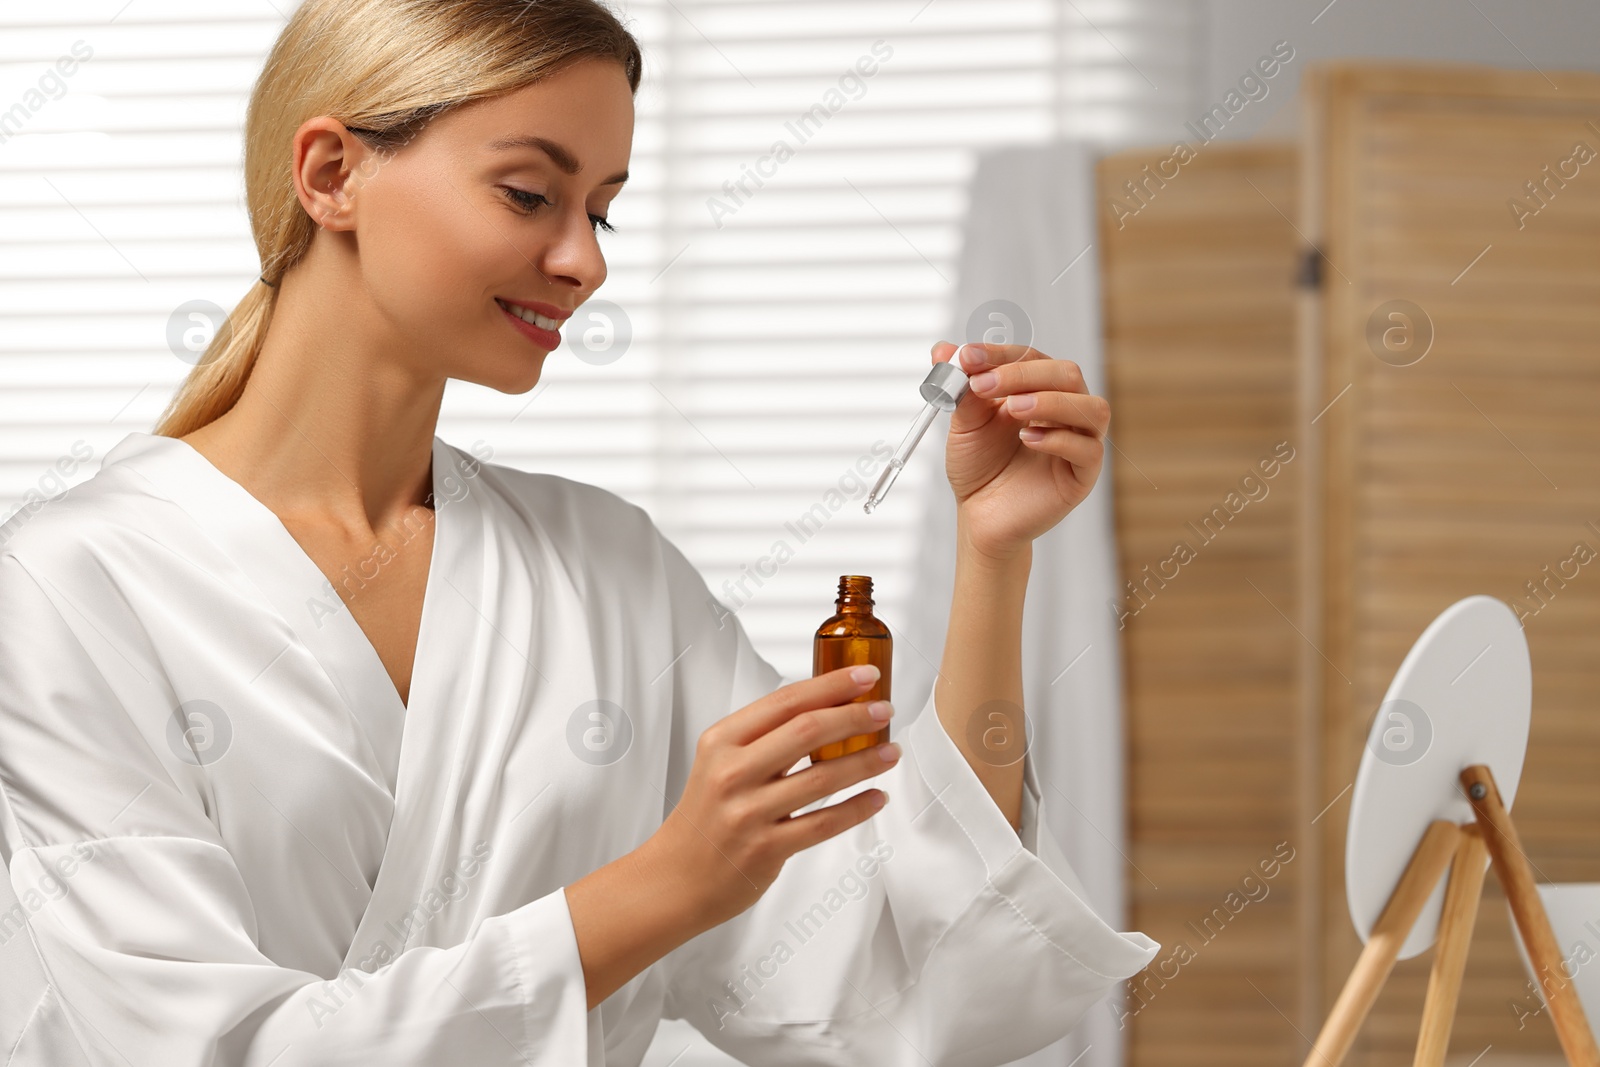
[104, 431, 459, 789]
[190, 434, 441, 718]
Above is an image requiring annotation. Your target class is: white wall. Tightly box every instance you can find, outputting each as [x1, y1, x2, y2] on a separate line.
[1188, 0, 1600, 143]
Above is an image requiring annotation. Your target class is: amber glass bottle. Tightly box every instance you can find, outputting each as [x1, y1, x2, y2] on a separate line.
[809, 575, 891, 762]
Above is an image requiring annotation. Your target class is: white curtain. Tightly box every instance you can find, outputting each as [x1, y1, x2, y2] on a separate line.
[896, 141, 1131, 1067]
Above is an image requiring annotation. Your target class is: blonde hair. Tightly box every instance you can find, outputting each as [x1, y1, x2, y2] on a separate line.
[154, 0, 642, 438]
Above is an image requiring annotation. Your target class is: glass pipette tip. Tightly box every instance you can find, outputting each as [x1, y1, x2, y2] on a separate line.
[863, 400, 941, 513]
[862, 347, 978, 514]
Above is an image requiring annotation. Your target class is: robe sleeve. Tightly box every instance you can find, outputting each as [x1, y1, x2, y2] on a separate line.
[646, 526, 1159, 1066]
[0, 555, 590, 1067]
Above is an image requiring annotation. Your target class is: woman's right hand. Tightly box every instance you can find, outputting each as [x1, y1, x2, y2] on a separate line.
[645, 664, 901, 930]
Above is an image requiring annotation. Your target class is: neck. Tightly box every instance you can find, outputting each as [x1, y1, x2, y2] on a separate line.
[180, 258, 445, 533]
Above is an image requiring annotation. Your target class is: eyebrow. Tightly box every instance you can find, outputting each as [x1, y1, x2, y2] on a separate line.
[488, 134, 628, 185]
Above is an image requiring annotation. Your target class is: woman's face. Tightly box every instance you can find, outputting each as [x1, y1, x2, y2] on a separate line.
[302, 57, 635, 394]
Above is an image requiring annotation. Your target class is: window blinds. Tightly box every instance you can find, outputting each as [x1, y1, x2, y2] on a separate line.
[0, 0, 1195, 680]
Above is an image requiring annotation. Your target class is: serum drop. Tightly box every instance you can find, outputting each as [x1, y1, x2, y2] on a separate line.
[809, 575, 891, 762]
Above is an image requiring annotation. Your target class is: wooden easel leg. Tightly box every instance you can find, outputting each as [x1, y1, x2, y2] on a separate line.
[1462, 764, 1600, 1067]
[1302, 820, 1463, 1067]
[1412, 824, 1488, 1066]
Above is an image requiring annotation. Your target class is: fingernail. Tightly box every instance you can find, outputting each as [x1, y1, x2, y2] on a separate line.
[1007, 393, 1036, 413]
[959, 344, 984, 368]
[850, 664, 880, 685]
[869, 700, 893, 722]
[870, 790, 888, 808]
[878, 742, 901, 762]
[970, 371, 997, 393]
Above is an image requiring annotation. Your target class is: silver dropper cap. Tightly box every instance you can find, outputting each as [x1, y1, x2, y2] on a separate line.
[919, 350, 974, 410]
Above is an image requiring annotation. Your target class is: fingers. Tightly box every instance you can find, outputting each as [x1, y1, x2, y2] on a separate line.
[763, 737, 899, 819]
[933, 341, 1101, 422]
[742, 696, 894, 779]
[947, 344, 1108, 435]
[958, 341, 1052, 367]
[1018, 426, 1106, 471]
[770, 784, 888, 855]
[714, 664, 882, 749]
[935, 341, 1049, 369]
[964, 351, 1090, 397]
[1000, 390, 1111, 436]
[932, 341, 1044, 372]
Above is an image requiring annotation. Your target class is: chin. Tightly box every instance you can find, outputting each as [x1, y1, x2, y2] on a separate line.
[463, 355, 547, 396]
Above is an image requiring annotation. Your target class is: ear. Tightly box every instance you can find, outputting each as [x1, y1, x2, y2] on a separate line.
[289, 118, 373, 231]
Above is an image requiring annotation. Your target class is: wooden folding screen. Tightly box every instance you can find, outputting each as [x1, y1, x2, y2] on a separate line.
[1099, 144, 1308, 1067]
[1302, 63, 1600, 1064]
[1102, 62, 1600, 1066]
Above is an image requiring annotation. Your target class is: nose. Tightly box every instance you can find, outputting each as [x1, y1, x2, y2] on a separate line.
[532, 211, 608, 296]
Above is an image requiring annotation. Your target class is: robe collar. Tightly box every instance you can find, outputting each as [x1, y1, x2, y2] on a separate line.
[102, 432, 526, 966]
[100, 431, 479, 795]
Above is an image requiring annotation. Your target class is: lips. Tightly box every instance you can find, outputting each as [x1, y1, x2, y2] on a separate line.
[495, 297, 568, 331]
[496, 297, 568, 350]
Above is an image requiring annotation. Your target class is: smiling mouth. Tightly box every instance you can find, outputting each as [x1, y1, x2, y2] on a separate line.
[495, 298, 564, 331]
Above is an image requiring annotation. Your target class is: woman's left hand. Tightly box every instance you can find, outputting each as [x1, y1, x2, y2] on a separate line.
[932, 340, 1111, 562]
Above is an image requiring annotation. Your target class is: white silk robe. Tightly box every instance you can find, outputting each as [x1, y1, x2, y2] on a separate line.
[0, 431, 1157, 1067]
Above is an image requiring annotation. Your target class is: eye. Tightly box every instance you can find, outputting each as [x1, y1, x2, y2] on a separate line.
[502, 187, 616, 234]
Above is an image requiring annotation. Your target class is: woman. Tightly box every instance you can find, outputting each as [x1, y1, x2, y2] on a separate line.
[0, 1, 1156, 1064]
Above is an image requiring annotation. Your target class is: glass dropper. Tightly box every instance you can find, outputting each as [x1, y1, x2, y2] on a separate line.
[863, 350, 977, 513]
